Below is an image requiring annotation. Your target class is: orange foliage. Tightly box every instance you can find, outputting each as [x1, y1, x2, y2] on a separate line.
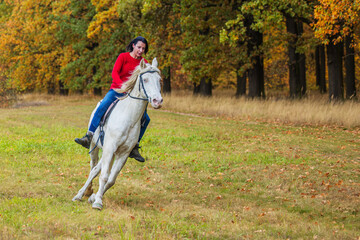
[313, 0, 360, 44]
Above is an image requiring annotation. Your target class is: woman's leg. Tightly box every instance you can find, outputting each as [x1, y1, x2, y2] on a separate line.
[138, 111, 150, 142]
[129, 111, 150, 163]
[89, 89, 124, 133]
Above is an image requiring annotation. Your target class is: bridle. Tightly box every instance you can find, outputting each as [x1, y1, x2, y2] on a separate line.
[127, 69, 160, 102]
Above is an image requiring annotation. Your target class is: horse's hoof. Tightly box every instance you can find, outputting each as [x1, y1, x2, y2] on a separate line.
[92, 202, 103, 210]
[72, 195, 82, 202]
[88, 194, 96, 204]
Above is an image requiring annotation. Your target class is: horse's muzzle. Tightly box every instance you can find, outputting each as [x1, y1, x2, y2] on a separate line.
[151, 98, 163, 109]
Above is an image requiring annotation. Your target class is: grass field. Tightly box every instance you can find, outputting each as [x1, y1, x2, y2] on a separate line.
[0, 94, 359, 239]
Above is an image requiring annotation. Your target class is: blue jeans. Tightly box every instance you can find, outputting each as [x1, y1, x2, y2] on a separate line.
[89, 89, 150, 143]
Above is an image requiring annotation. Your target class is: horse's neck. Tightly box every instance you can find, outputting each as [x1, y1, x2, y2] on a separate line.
[131, 76, 143, 99]
[119, 78, 147, 121]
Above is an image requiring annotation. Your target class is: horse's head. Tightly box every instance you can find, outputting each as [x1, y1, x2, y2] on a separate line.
[138, 58, 163, 109]
[116, 58, 163, 108]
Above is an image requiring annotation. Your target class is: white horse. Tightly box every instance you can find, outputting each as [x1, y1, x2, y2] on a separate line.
[72, 58, 163, 210]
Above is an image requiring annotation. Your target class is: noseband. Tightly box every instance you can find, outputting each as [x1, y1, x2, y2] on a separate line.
[128, 70, 160, 102]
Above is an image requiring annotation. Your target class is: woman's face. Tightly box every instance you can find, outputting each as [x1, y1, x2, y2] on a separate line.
[132, 41, 146, 59]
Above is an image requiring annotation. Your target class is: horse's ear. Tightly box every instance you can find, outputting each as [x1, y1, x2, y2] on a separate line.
[152, 58, 158, 68]
[140, 59, 146, 69]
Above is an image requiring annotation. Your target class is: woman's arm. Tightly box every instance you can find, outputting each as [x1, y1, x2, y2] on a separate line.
[112, 53, 125, 83]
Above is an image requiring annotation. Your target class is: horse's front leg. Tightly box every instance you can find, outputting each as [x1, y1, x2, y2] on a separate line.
[92, 149, 115, 210]
[102, 152, 129, 194]
[91, 156, 129, 209]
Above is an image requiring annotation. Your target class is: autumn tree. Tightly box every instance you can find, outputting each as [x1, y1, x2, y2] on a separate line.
[0, 0, 71, 94]
[0, 0, 17, 105]
[179, 0, 233, 96]
[57, 0, 128, 95]
[86, 0, 132, 95]
[118, 0, 179, 93]
[221, 0, 279, 98]
[140, 0, 183, 94]
[245, 13, 265, 98]
[1, 0, 359, 100]
[313, 0, 359, 100]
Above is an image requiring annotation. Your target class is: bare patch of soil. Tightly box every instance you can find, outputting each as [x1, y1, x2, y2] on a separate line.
[12, 101, 49, 108]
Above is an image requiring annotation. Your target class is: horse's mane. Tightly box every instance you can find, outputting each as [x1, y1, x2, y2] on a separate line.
[113, 63, 159, 94]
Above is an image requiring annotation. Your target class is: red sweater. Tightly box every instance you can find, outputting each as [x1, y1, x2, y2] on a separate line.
[111, 52, 148, 89]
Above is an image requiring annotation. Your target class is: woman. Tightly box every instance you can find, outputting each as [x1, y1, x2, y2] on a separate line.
[75, 36, 150, 163]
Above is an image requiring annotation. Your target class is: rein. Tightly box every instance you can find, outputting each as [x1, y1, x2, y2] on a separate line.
[128, 70, 159, 102]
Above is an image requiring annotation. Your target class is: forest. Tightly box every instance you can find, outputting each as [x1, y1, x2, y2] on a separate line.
[0, 0, 359, 101]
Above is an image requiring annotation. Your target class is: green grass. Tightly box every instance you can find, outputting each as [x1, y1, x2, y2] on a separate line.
[0, 96, 359, 239]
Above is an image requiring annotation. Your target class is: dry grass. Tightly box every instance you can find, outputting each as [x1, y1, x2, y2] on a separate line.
[8, 91, 360, 128]
[162, 90, 360, 128]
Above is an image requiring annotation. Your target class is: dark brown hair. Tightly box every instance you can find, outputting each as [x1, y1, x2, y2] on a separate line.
[126, 36, 149, 54]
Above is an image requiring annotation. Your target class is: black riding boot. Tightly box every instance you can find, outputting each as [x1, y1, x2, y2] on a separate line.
[75, 131, 93, 149]
[129, 143, 145, 162]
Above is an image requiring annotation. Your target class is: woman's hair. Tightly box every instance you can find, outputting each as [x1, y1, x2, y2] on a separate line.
[126, 36, 149, 54]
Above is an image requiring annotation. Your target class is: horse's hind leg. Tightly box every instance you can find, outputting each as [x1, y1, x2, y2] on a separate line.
[72, 148, 102, 202]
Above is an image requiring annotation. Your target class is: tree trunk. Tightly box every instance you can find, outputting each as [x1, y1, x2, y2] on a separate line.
[299, 53, 306, 96]
[47, 81, 56, 95]
[59, 81, 69, 95]
[236, 70, 246, 97]
[246, 15, 265, 99]
[199, 77, 212, 96]
[315, 45, 326, 93]
[286, 17, 297, 98]
[193, 83, 200, 95]
[286, 17, 307, 98]
[93, 87, 102, 96]
[162, 66, 171, 94]
[248, 55, 264, 98]
[327, 40, 344, 100]
[297, 22, 306, 96]
[193, 78, 212, 96]
[345, 35, 356, 99]
[75, 89, 84, 95]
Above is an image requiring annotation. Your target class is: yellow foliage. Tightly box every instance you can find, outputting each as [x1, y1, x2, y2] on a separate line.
[0, 0, 71, 91]
[87, 1, 119, 40]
